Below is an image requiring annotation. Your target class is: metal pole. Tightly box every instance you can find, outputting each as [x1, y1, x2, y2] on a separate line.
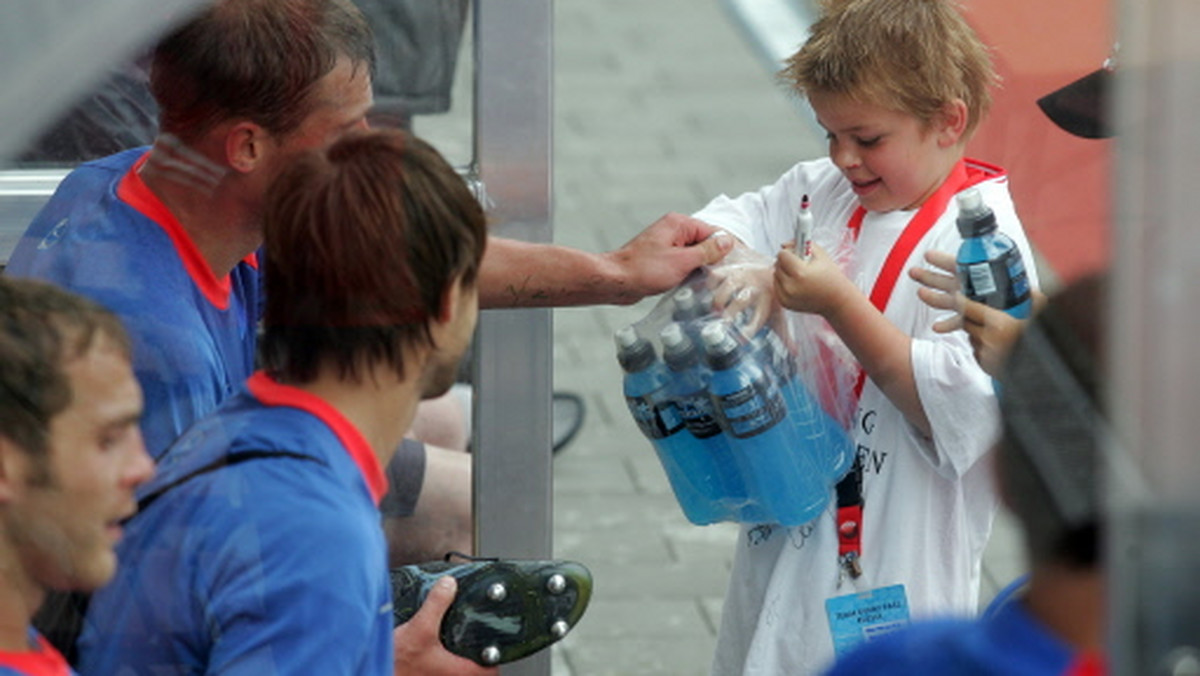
[471, 0, 554, 673]
[1110, 1, 1200, 672]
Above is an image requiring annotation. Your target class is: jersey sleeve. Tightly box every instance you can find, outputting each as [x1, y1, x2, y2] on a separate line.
[198, 460, 386, 676]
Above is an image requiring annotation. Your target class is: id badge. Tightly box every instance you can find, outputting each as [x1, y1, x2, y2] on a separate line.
[825, 583, 910, 658]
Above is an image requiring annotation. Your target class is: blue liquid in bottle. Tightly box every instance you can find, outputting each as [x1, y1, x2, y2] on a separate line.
[661, 322, 757, 523]
[701, 321, 829, 526]
[616, 325, 726, 525]
[747, 324, 854, 483]
[955, 188, 1032, 319]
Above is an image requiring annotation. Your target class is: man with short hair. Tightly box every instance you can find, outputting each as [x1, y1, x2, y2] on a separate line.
[80, 128, 497, 675]
[0, 277, 155, 675]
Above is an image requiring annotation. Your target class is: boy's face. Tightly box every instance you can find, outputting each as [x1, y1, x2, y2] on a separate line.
[809, 91, 964, 212]
[1, 333, 154, 594]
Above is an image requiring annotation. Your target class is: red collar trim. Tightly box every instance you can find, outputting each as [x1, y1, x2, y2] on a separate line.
[0, 634, 71, 676]
[116, 152, 258, 311]
[246, 371, 388, 505]
[1065, 651, 1106, 676]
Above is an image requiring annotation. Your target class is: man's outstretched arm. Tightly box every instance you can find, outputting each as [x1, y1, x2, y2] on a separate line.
[478, 212, 733, 308]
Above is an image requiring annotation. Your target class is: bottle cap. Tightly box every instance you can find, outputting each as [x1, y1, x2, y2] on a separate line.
[660, 322, 685, 350]
[661, 322, 700, 370]
[614, 325, 639, 351]
[701, 321, 735, 354]
[615, 325, 655, 372]
[672, 286, 707, 321]
[955, 187, 997, 237]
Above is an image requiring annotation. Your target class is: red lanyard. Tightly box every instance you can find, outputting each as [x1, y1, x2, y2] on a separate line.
[835, 158, 1004, 578]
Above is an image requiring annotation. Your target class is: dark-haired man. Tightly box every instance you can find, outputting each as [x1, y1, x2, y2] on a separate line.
[0, 277, 155, 675]
[81, 129, 497, 675]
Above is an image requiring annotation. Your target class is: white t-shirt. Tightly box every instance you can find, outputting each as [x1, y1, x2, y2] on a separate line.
[695, 157, 1038, 675]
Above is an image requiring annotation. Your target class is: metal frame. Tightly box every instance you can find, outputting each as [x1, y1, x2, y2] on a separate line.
[470, 0, 555, 673]
[1110, 1, 1200, 672]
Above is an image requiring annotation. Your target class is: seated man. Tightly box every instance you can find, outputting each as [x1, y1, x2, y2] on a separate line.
[0, 277, 155, 674]
[825, 274, 1108, 675]
[80, 128, 496, 675]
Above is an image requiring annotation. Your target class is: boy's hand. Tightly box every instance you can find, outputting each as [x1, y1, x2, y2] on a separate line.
[707, 262, 776, 332]
[774, 243, 856, 317]
[393, 576, 499, 676]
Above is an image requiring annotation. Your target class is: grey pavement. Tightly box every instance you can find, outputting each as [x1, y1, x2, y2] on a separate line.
[423, 1, 1026, 674]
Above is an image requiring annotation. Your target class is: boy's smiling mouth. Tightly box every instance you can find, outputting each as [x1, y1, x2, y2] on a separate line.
[850, 177, 882, 195]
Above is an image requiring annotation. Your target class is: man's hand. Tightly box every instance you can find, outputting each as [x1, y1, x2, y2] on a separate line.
[605, 213, 734, 303]
[393, 577, 498, 676]
[909, 249, 1046, 377]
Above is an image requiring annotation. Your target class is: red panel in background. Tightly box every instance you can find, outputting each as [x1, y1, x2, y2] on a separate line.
[961, 1, 1113, 285]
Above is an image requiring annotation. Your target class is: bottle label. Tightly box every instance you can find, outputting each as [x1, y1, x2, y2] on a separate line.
[676, 392, 723, 439]
[960, 248, 1031, 312]
[714, 380, 786, 439]
[627, 394, 684, 440]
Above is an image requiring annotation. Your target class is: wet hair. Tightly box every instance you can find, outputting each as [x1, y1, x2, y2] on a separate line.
[0, 278, 131, 457]
[998, 274, 1108, 569]
[260, 128, 487, 384]
[150, 0, 375, 141]
[781, 0, 996, 138]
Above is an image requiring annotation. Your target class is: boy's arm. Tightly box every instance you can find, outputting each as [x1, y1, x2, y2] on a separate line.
[477, 213, 733, 308]
[775, 245, 931, 435]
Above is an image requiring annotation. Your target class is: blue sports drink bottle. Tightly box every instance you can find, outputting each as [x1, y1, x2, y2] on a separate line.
[660, 322, 755, 523]
[746, 323, 854, 483]
[955, 188, 1032, 319]
[700, 321, 828, 526]
[616, 325, 726, 524]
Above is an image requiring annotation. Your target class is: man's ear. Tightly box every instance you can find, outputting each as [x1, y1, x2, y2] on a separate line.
[935, 99, 970, 148]
[437, 279, 464, 325]
[225, 121, 271, 174]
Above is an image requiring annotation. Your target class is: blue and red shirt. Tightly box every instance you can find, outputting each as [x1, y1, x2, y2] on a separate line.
[77, 372, 391, 675]
[0, 631, 74, 676]
[6, 148, 261, 461]
[823, 599, 1105, 676]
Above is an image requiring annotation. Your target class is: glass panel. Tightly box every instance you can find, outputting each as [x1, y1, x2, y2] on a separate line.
[359, 0, 475, 169]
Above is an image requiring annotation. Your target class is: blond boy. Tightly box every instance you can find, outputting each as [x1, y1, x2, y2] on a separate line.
[694, 0, 1038, 672]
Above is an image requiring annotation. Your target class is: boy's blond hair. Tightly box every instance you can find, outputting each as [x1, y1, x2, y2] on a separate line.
[782, 0, 996, 138]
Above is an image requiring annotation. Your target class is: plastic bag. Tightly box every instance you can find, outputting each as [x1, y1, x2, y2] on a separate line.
[614, 240, 859, 527]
